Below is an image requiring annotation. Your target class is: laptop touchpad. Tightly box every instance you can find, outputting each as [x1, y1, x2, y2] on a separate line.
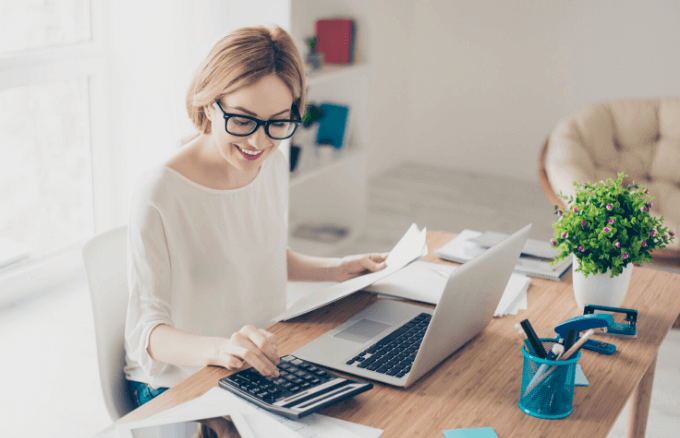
[333, 319, 391, 343]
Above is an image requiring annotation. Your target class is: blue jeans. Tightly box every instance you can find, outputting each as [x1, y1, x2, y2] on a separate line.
[127, 380, 169, 408]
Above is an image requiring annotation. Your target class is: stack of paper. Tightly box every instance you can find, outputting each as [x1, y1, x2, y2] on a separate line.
[364, 261, 530, 317]
[276, 224, 428, 321]
[433, 230, 571, 281]
[120, 386, 383, 438]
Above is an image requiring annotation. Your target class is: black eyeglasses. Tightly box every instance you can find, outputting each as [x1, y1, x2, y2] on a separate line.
[213, 101, 302, 140]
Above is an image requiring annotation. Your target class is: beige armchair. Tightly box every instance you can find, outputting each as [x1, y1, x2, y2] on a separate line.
[538, 98, 680, 261]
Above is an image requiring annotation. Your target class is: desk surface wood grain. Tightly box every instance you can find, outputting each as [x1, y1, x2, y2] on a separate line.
[120, 231, 680, 437]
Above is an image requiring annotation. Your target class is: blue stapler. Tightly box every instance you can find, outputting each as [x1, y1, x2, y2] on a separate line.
[554, 305, 638, 355]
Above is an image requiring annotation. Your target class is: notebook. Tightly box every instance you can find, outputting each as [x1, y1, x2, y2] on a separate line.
[434, 230, 571, 281]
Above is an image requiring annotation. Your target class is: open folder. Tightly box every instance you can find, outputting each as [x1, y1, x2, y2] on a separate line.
[275, 224, 428, 321]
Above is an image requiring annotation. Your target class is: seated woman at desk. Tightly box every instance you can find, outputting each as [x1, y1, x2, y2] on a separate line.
[124, 25, 387, 408]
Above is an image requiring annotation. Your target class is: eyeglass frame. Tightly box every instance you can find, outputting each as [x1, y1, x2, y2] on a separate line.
[212, 100, 302, 140]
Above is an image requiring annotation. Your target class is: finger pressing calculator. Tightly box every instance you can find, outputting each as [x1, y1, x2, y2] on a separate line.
[218, 355, 373, 420]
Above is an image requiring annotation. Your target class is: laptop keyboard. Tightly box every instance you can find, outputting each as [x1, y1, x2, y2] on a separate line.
[345, 312, 431, 378]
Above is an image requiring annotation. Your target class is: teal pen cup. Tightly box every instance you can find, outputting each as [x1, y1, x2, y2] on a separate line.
[518, 338, 581, 419]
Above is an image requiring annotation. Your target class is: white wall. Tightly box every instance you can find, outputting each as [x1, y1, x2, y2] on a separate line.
[399, 0, 680, 182]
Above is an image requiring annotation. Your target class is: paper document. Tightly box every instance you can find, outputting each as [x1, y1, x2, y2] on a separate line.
[275, 224, 427, 321]
[146, 386, 383, 438]
[365, 261, 530, 317]
[434, 230, 571, 281]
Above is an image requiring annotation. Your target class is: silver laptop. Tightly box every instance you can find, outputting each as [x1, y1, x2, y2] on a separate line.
[292, 224, 531, 388]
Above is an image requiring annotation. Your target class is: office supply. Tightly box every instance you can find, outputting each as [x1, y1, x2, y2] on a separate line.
[575, 365, 590, 386]
[117, 407, 255, 438]
[147, 386, 378, 438]
[117, 230, 680, 438]
[292, 225, 531, 387]
[442, 427, 499, 438]
[275, 224, 427, 321]
[562, 329, 595, 360]
[514, 323, 536, 356]
[218, 354, 373, 420]
[315, 19, 355, 64]
[583, 304, 638, 338]
[520, 319, 548, 359]
[555, 314, 618, 355]
[470, 231, 559, 260]
[364, 260, 530, 317]
[562, 329, 578, 351]
[519, 340, 581, 419]
[523, 344, 564, 396]
[434, 229, 572, 281]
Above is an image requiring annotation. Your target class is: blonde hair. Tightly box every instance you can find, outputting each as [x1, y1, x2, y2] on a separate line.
[186, 25, 306, 136]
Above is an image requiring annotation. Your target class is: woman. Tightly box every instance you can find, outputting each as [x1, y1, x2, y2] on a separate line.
[123, 25, 388, 408]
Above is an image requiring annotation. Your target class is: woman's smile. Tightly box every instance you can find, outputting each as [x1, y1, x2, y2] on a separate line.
[234, 144, 265, 160]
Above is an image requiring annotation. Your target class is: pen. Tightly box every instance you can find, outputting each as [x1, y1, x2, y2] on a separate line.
[523, 329, 595, 397]
[514, 323, 537, 356]
[520, 319, 548, 359]
[523, 344, 564, 396]
[561, 329, 595, 360]
[562, 329, 578, 351]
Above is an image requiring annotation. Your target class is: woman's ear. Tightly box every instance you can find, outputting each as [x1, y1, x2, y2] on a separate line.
[204, 104, 214, 123]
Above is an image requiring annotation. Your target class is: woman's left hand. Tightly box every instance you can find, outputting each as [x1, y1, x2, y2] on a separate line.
[336, 252, 389, 282]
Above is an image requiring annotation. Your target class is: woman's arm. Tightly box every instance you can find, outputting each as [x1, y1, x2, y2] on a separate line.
[147, 324, 281, 377]
[287, 249, 388, 282]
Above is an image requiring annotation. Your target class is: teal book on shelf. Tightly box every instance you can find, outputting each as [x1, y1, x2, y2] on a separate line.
[316, 103, 349, 149]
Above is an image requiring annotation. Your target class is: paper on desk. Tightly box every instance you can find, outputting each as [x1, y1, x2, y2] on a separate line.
[150, 387, 381, 438]
[275, 224, 427, 321]
[365, 261, 530, 317]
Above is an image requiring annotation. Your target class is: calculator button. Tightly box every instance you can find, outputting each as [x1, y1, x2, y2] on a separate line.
[291, 359, 304, 365]
[307, 366, 318, 372]
[281, 355, 295, 362]
[301, 383, 311, 389]
[294, 378, 304, 384]
[289, 386, 300, 392]
[284, 375, 296, 381]
[295, 371, 307, 377]
[311, 378, 320, 384]
[281, 382, 293, 388]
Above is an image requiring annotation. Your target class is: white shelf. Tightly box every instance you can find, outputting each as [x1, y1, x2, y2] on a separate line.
[305, 63, 369, 87]
[290, 148, 364, 188]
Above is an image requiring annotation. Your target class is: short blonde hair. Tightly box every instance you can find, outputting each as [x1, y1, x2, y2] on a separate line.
[186, 25, 306, 135]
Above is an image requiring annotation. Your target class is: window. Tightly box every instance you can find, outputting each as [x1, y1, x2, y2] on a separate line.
[0, 1, 108, 285]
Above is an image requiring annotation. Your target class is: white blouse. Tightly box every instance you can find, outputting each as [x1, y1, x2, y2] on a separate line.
[124, 149, 289, 389]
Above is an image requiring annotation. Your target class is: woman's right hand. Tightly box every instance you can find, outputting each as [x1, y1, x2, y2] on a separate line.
[213, 325, 280, 377]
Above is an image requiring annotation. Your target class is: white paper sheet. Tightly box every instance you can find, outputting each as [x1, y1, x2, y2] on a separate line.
[144, 387, 382, 438]
[365, 261, 530, 317]
[275, 224, 427, 321]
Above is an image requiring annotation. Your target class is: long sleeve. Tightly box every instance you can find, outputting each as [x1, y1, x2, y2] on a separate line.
[124, 196, 174, 378]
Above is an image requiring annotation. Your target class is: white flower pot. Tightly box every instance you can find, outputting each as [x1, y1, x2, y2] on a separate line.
[572, 254, 633, 310]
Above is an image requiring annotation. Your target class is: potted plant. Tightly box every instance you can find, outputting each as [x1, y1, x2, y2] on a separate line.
[551, 173, 675, 309]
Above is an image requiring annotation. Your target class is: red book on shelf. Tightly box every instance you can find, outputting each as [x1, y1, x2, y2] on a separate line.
[315, 19, 354, 64]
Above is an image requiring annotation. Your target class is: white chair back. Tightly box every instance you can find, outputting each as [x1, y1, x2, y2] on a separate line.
[82, 225, 135, 420]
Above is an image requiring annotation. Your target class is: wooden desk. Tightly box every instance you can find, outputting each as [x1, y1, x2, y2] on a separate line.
[120, 231, 680, 437]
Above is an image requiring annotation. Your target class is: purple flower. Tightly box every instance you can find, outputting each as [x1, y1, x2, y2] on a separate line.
[604, 227, 610, 233]
[641, 241, 647, 247]
[551, 240, 557, 247]
[614, 242, 621, 248]
[561, 232, 567, 238]
[650, 231, 655, 237]
[608, 218, 614, 224]
[606, 204, 613, 210]
[671, 232, 676, 237]
[558, 209, 563, 215]
[578, 246, 584, 251]
[573, 207, 579, 213]
[644, 189, 649, 194]
[581, 220, 587, 227]
[623, 253, 629, 259]
[649, 203, 653, 209]
[641, 206, 647, 212]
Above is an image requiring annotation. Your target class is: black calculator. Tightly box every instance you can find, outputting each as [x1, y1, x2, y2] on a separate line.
[218, 355, 373, 420]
